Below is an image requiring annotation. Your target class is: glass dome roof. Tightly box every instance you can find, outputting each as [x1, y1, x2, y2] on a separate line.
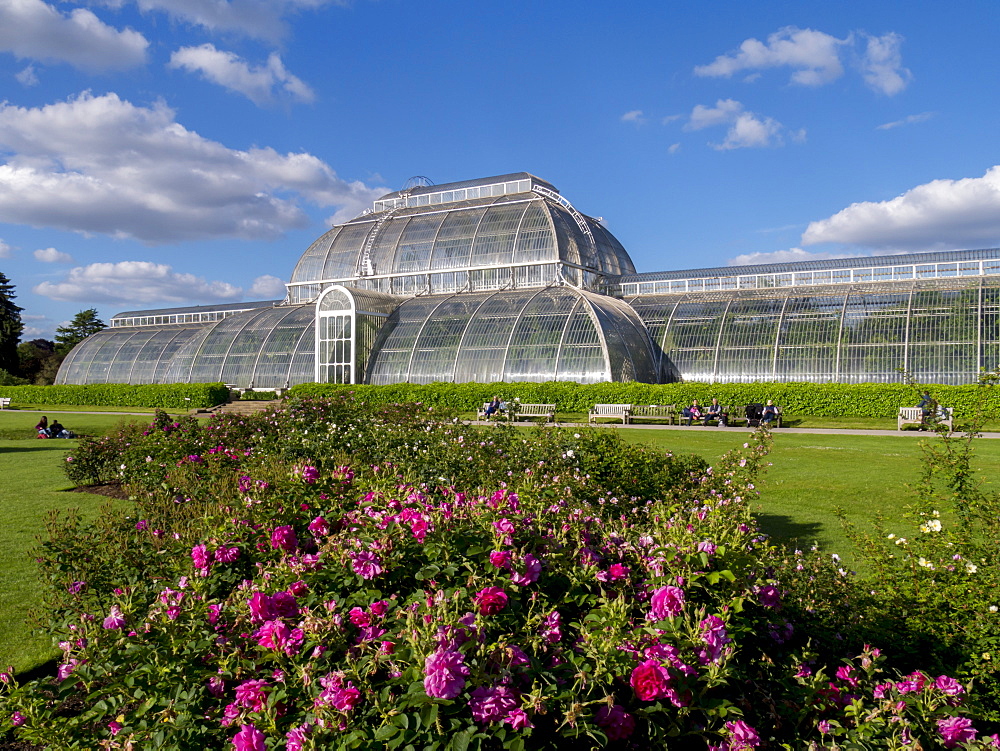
[288, 174, 634, 302]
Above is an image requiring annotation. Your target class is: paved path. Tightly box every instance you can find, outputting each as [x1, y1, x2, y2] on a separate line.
[470, 420, 1000, 439]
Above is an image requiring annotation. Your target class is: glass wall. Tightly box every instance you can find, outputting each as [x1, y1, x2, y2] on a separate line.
[161, 305, 316, 389]
[56, 325, 208, 385]
[366, 287, 658, 385]
[627, 277, 1000, 384]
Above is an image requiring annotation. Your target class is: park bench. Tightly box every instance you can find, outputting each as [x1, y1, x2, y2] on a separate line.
[589, 403, 633, 424]
[476, 402, 509, 420]
[509, 403, 556, 422]
[630, 404, 677, 424]
[898, 406, 953, 431]
[737, 404, 783, 428]
[0, 397, 10, 409]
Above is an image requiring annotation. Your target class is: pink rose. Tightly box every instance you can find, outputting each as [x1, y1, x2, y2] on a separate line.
[595, 704, 635, 741]
[423, 648, 469, 699]
[630, 659, 671, 701]
[474, 587, 509, 615]
[270, 525, 298, 553]
[308, 516, 330, 537]
[649, 585, 685, 620]
[232, 723, 266, 751]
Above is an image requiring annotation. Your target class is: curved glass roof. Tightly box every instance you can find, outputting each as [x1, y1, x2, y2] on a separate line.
[627, 276, 1000, 385]
[161, 305, 315, 389]
[56, 324, 212, 385]
[366, 286, 658, 385]
[288, 175, 634, 301]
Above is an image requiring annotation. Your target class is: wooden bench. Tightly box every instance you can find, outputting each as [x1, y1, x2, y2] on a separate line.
[510, 403, 556, 422]
[898, 406, 953, 431]
[736, 404, 783, 428]
[589, 403, 633, 424]
[0, 397, 10, 409]
[476, 402, 509, 420]
[630, 404, 677, 424]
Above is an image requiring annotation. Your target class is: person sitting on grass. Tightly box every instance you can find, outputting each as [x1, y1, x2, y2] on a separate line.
[35, 415, 50, 438]
[682, 399, 702, 426]
[761, 400, 779, 426]
[704, 398, 728, 427]
[48, 419, 74, 438]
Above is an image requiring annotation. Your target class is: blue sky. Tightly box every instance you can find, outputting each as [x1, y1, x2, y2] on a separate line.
[1, 0, 998, 339]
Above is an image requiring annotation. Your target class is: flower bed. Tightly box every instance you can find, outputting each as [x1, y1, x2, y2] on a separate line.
[1, 397, 997, 748]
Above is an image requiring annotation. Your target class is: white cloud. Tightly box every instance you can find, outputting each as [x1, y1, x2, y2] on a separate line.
[686, 99, 744, 131]
[695, 27, 847, 86]
[248, 274, 287, 298]
[0, 91, 385, 243]
[717, 112, 783, 150]
[668, 143, 680, 154]
[802, 166, 1000, 250]
[859, 32, 912, 96]
[620, 109, 645, 125]
[99, 0, 344, 43]
[0, 239, 11, 258]
[33, 246, 74, 263]
[16, 65, 39, 86]
[0, 0, 148, 71]
[169, 45, 315, 105]
[33, 261, 244, 303]
[684, 99, 787, 150]
[728, 247, 866, 266]
[694, 26, 910, 95]
[877, 111, 935, 131]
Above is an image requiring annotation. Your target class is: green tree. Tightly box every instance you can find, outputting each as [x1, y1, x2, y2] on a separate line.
[55, 308, 106, 356]
[0, 272, 23, 374]
[18, 338, 59, 384]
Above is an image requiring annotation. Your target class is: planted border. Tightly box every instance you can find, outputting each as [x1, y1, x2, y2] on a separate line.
[288, 381, 1000, 419]
[0, 383, 230, 409]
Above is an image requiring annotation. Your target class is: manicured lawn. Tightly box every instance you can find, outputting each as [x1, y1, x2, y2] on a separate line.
[0, 439, 111, 673]
[0, 409, 172, 440]
[618, 427, 1000, 570]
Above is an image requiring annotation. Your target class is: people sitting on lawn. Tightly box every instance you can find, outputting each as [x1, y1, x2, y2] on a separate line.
[483, 395, 504, 419]
[48, 419, 74, 438]
[704, 398, 728, 427]
[682, 399, 702, 426]
[35, 416, 50, 438]
[761, 400, 779, 426]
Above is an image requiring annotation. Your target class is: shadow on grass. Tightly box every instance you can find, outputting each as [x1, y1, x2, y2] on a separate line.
[755, 513, 825, 548]
[0, 444, 75, 454]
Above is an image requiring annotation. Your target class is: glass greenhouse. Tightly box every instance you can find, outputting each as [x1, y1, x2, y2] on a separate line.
[56, 173, 1000, 388]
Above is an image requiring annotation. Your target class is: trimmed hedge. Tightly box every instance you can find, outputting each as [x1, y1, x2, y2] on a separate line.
[288, 380, 1000, 419]
[0, 383, 231, 409]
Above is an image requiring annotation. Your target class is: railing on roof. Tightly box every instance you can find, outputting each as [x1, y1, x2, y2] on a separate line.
[614, 258, 1000, 296]
[372, 178, 534, 213]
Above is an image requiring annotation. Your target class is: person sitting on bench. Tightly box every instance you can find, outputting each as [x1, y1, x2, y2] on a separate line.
[761, 400, 779, 426]
[483, 395, 504, 419]
[704, 399, 728, 427]
[682, 399, 702, 426]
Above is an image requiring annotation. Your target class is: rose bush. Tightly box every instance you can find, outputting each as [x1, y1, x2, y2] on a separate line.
[2, 396, 997, 748]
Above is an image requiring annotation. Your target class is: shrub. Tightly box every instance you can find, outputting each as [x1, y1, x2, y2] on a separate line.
[3, 397, 998, 748]
[287, 380, 1000, 419]
[0, 383, 230, 408]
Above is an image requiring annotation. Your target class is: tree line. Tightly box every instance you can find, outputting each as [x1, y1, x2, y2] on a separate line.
[0, 272, 105, 386]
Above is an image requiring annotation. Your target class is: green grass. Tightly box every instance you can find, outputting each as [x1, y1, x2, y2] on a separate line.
[0, 439, 112, 673]
[618, 428, 1000, 570]
[0, 410, 174, 440]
